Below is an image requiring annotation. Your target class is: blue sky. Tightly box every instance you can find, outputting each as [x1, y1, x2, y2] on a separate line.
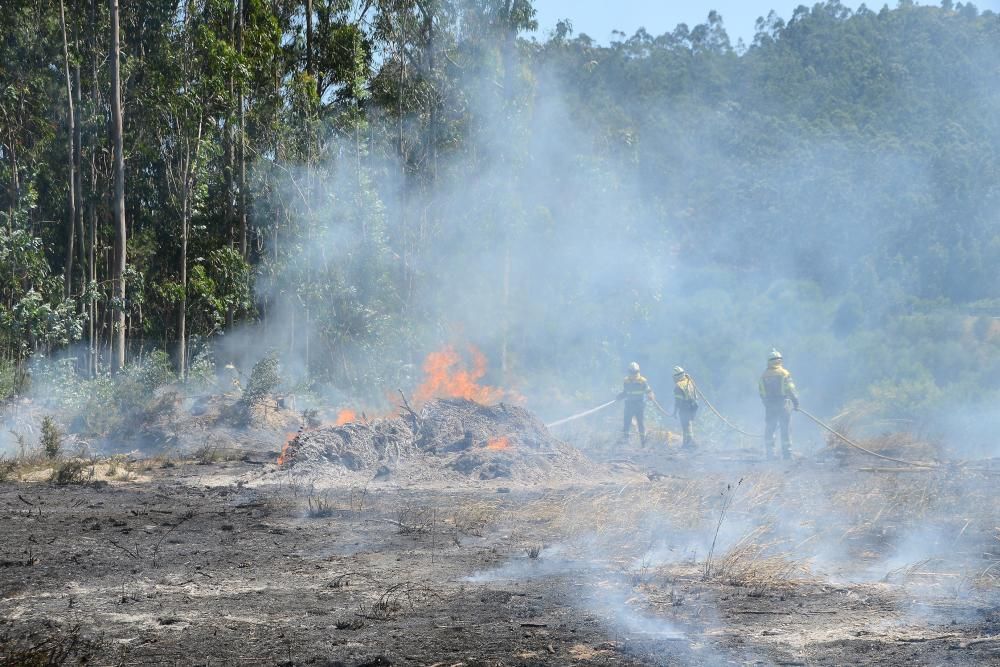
[531, 1, 1000, 45]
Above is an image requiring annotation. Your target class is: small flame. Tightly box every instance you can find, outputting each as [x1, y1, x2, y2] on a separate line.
[336, 409, 357, 425]
[277, 431, 297, 465]
[413, 345, 505, 405]
[486, 436, 511, 451]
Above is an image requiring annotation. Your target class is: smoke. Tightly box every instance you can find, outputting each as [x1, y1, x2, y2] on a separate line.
[220, 7, 1000, 461]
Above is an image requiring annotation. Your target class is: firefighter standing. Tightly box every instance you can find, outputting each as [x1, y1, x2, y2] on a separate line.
[671, 366, 698, 449]
[618, 362, 653, 446]
[759, 349, 799, 460]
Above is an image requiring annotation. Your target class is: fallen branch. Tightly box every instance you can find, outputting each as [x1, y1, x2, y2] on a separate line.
[959, 636, 1000, 648]
[107, 539, 140, 560]
[398, 389, 421, 426]
[896, 634, 959, 643]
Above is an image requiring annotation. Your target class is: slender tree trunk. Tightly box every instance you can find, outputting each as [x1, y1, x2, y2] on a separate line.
[305, 0, 313, 79]
[73, 65, 85, 278]
[178, 190, 188, 380]
[5, 130, 15, 232]
[178, 117, 204, 380]
[237, 0, 247, 259]
[499, 12, 518, 382]
[88, 0, 99, 376]
[423, 2, 437, 182]
[110, 0, 126, 372]
[397, 18, 408, 306]
[60, 0, 77, 299]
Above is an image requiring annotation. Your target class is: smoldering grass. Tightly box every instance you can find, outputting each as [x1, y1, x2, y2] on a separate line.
[512, 479, 712, 544]
[393, 506, 434, 534]
[714, 525, 812, 594]
[306, 493, 336, 518]
[449, 499, 508, 538]
[193, 442, 249, 465]
[704, 479, 742, 580]
[354, 582, 440, 621]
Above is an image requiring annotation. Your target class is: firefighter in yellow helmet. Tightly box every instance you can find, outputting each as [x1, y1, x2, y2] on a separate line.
[671, 366, 698, 449]
[618, 362, 653, 446]
[759, 349, 799, 460]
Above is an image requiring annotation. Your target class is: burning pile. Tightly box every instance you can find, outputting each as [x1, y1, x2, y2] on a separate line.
[279, 398, 589, 483]
[277, 345, 589, 483]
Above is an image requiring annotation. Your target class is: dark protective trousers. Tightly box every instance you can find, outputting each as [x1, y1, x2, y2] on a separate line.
[679, 405, 697, 447]
[764, 400, 792, 454]
[623, 400, 646, 443]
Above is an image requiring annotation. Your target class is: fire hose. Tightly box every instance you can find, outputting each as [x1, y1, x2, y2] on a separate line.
[689, 380, 763, 439]
[545, 400, 618, 428]
[546, 388, 933, 469]
[793, 406, 935, 468]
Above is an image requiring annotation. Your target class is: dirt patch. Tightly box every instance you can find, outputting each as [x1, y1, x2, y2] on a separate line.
[281, 398, 591, 483]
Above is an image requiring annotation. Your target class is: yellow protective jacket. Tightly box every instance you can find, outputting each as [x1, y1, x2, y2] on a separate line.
[621, 375, 652, 403]
[759, 361, 798, 405]
[674, 375, 697, 410]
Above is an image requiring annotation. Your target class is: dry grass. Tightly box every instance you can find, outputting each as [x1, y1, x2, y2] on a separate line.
[193, 443, 250, 464]
[715, 525, 811, 593]
[514, 479, 712, 540]
[450, 499, 508, 537]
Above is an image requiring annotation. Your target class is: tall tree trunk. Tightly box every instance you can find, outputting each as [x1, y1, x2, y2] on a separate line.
[421, 1, 437, 182]
[237, 0, 247, 259]
[5, 129, 16, 232]
[88, 0, 99, 376]
[60, 0, 77, 299]
[499, 9, 518, 382]
[305, 0, 313, 79]
[178, 184, 188, 380]
[73, 65, 85, 279]
[109, 0, 126, 372]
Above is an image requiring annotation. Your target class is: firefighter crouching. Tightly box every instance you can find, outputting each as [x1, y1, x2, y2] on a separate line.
[672, 366, 698, 449]
[618, 362, 653, 447]
[759, 349, 799, 460]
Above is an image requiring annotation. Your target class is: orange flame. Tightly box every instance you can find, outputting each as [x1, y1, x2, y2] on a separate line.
[413, 345, 505, 405]
[486, 436, 511, 451]
[277, 431, 297, 465]
[335, 409, 357, 425]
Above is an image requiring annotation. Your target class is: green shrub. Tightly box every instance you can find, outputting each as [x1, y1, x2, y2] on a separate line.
[40, 416, 62, 459]
[0, 359, 18, 402]
[50, 459, 88, 485]
[237, 352, 280, 424]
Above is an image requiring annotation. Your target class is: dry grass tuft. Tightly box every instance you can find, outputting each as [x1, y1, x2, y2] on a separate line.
[450, 500, 507, 537]
[715, 525, 811, 593]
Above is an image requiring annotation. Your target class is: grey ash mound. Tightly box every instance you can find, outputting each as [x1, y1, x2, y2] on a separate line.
[280, 398, 589, 483]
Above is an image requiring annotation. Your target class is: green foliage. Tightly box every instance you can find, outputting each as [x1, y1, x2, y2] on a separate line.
[50, 459, 88, 485]
[3, 0, 1000, 438]
[237, 352, 280, 424]
[0, 359, 18, 402]
[40, 416, 62, 459]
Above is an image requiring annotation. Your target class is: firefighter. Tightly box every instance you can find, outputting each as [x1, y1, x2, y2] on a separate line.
[759, 349, 799, 460]
[618, 362, 653, 446]
[671, 366, 698, 449]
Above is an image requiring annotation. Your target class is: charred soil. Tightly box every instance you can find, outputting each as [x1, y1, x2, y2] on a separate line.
[0, 420, 998, 665]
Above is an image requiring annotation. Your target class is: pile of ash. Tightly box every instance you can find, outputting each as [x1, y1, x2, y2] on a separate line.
[280, 398, 589, 483]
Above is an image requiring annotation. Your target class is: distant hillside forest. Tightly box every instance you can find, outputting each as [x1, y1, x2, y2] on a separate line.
[2, 1, 999, 438]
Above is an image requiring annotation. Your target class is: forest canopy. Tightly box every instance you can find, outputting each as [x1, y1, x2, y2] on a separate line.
[1, 0, 999, 445]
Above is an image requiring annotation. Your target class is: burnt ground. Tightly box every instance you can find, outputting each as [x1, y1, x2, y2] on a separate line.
[1, 445, 999, 666]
